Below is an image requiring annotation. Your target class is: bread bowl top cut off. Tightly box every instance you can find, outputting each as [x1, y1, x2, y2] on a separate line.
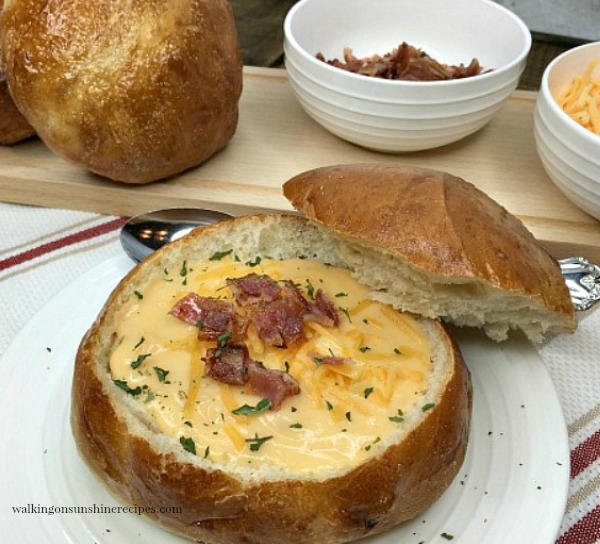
[284, 164, 576, 343]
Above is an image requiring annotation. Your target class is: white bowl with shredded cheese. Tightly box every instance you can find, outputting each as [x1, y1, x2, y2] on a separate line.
[534, 41, 600, 220]
[284, 0, 531, 152]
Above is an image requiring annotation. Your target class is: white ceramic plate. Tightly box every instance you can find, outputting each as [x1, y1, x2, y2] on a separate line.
[0, 255, 569, 544]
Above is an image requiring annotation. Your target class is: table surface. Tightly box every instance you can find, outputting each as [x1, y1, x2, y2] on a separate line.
[1, 3, 599, 544]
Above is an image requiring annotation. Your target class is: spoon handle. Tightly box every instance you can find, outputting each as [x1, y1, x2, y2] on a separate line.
[559, 257, 600, 311]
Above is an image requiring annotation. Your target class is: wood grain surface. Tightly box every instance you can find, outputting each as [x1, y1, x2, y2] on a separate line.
[0, 66, 599, 262]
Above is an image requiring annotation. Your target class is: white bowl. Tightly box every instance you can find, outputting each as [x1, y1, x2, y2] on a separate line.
[534, 41, 600, 220]
[284, 0, 531, 152]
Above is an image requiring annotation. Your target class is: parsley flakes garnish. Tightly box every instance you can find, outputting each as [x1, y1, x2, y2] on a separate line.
[217, 331, 233, 347]
[245, 434, 273, 452]
[113, 379, 142, 396]
[179, 436, 196, 455]
[338, 306, 352, 323]
[305, 279, 315, 299]
[130, 353, 151, 369]
[388, 409, 404, 423]
[245, 256, 262, 267]
[153, 366, 170, 382]
[422, 403, 436, 412]
[209, 249, 233, 261]
[232, 398, 271, 416]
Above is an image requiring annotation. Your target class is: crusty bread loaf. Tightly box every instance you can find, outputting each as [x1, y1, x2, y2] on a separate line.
[1, 0, 242, 183]
[0, 0, 34, 145]
[283, 163, 577, 343]
[72, 213, 472, 544]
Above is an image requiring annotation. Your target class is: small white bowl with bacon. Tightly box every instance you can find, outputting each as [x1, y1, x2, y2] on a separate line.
[283, 0, 531, 152]
[534, 41, 600, 221]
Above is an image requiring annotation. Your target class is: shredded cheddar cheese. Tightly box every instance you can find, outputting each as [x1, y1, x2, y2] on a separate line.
[108, 256, 433, 474]
[557, 59, 600, 135]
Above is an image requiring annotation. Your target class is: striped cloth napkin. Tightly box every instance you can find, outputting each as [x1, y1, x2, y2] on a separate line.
[1, 202, 599, 543]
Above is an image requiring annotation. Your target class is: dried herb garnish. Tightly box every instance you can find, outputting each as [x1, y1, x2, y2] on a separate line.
[179, 436, 196, 455]
[245, 434, 273, 452]
[209, 249, 233, 261]
[113, 379, 142, 396]
[130, 353, 150, 369]
[154, 366, 170, 382]
[232, 398, 271, 416]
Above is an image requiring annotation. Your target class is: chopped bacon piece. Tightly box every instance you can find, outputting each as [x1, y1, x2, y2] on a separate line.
[307, 289, 339, 327]
[204, 340, 301, 410]
[248, 280, 310, 347]
[203, 343, 252, 385]
[317, 42, 486, 81]
[247, 362, 300, 410]
[169, 293, 247, 341]
[227, 274, 282, 305]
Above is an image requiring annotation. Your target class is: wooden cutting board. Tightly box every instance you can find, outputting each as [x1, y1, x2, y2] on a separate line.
[1, 66, 600, 261]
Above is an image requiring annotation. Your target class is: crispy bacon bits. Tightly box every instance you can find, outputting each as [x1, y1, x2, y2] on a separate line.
[316, 42, 486, 81]
[169, 293, 247, 341]
[228, 275, 338, 348]
[170, 272, 339, 411]
[204, 342, 253, 385]
[203, 343, 300, 409]
[247, 363, 301, 411]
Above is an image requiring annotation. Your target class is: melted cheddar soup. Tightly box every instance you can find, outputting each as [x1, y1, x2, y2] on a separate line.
[109, 255, 432, 474]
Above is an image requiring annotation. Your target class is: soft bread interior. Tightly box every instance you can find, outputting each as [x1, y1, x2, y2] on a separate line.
[282, 164, 576, 345]
[86, 213, 460, 482]
[334, 237, 569, 343]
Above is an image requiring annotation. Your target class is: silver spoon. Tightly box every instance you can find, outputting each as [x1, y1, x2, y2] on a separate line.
[120, 208, 233, 263]
[119, 209, 600, 311]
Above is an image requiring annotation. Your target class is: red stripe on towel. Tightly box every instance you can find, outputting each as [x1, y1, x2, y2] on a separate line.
[557, 504, 600, 544]
[0, 217, 127, 272]
[571, 429, 600, 480]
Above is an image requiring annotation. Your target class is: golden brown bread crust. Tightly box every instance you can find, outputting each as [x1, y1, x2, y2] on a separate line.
[283, 163, 576, 333]
[0, 0, 34, 145]
[1, 0, 242, 183]
[71, 213, 472, 544]
[0, 80, 35, 145]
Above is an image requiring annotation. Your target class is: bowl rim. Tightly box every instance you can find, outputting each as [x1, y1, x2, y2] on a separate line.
[284, 0, 532, 90]
[540, 41, 600, 146]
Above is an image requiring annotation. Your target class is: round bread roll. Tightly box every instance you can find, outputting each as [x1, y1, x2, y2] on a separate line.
[72, 213, 472, 544]
[1, 0, 242, 183]
[0, 0, 35, 145]
[283, 163, 576, 343]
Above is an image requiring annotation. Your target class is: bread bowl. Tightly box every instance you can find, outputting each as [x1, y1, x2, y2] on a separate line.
[72, 212, 472, 544]
[283, 163, 576, 343]
[0, 0, 242, 183]
[0, 0, 34, 145]
[72, 163, 575, 543]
